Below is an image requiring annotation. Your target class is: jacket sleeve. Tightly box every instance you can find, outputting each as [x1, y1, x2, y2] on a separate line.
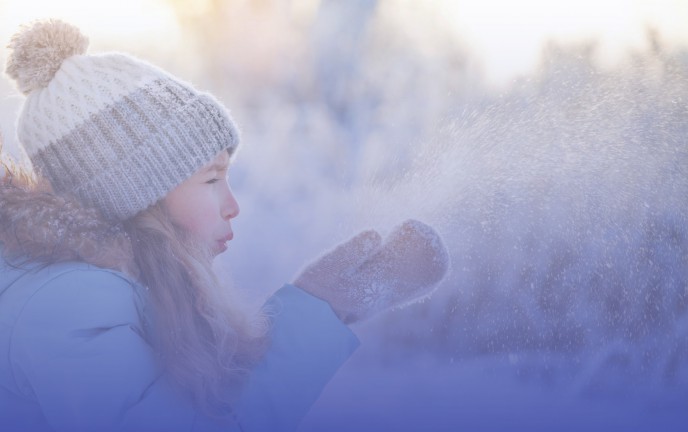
[232, 284, 360, 432]
[9, 267, 231, 432]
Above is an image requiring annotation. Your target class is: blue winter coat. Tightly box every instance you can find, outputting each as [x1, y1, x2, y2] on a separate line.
[0, 256, 359, 431]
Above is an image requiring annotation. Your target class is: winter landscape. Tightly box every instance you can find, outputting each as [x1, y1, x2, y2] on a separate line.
[1, 1, 687, 430]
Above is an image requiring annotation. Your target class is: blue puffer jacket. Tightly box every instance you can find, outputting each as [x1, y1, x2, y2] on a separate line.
[0, 256, 359, 432]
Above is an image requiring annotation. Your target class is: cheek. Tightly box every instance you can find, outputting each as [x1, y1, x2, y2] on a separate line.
[177, 201, 216, 236]
[166, 194, 209, 235]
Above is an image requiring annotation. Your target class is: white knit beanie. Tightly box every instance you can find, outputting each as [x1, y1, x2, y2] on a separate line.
[5, 19, 240, 221]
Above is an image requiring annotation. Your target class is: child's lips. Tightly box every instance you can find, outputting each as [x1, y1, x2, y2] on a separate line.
[215, 233, 233, 254]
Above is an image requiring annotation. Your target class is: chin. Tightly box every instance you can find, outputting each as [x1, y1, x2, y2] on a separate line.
[214, 242, 228, 255]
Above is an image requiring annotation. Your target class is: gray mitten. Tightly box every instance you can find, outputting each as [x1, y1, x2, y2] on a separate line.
[294, 220, 450, 323]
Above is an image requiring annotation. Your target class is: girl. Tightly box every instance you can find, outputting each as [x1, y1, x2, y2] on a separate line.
[0, 20, 449, 432]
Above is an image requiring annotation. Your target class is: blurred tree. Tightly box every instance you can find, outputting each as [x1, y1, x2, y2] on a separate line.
[310, 0, 378, 184]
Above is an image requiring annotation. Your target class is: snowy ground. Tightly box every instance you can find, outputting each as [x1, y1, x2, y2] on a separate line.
[299, 346, 687, 432]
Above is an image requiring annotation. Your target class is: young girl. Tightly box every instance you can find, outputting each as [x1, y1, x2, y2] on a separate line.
[0, 20, 449, 432]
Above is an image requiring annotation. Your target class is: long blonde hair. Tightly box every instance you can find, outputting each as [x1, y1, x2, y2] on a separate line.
[0, 152, 267, 417]
[124, 202, 267, 414]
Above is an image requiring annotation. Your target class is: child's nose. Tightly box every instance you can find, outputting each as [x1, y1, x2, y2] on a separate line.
[222, 188, 240, 220]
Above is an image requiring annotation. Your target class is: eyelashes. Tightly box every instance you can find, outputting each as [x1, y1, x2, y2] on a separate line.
[204, 168, 230, 185]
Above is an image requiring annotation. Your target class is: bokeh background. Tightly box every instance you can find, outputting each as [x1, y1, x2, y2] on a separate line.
[1, 1, 687, 430]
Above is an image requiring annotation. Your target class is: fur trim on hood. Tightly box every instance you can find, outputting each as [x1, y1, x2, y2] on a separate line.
[0, 172, 133, 273]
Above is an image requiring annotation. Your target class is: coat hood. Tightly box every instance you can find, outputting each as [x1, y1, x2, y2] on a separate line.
[0, 252, 29, 297]
[0, 177, 133, 274]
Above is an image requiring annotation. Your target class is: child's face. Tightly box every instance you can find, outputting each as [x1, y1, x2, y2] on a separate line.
[164, 150, 239, 256]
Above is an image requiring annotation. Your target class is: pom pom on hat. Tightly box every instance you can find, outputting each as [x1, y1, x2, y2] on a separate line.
[5, 19, 89, 95]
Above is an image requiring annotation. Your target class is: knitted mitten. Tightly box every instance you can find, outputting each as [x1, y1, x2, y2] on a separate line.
[294, 220, 450, 323]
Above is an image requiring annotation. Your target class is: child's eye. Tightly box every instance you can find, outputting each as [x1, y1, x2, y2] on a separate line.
[206, 179, 219, 185]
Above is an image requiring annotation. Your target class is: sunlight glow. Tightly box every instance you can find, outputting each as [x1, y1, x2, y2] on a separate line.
[0, 0, 179, 52]
[1, 0, 687, 89]
[440, 0, 688, 86]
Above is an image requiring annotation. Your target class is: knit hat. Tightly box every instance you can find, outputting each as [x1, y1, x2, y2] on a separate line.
[5, 19, 240, 221]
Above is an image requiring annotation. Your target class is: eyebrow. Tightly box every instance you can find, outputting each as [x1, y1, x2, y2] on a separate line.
[201, 161, 229, 173]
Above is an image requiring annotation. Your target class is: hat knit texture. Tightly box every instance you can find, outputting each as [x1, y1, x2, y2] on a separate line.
[5, 19, 240, 221]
